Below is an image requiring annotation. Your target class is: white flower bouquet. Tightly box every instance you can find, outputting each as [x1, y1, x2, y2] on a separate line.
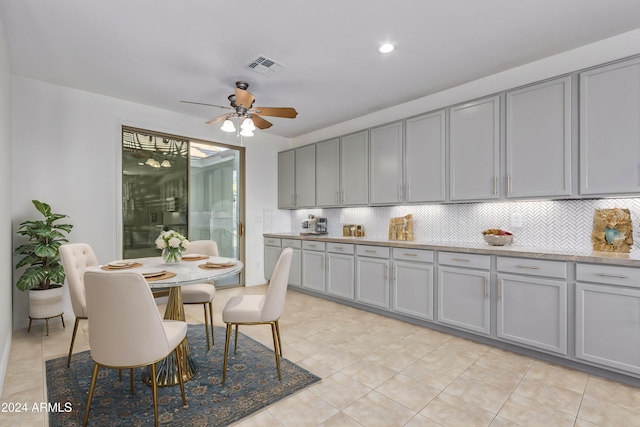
[155, 230, 189, 263]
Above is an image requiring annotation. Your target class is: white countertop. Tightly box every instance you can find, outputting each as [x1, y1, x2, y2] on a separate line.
[264, 232, 640, 267]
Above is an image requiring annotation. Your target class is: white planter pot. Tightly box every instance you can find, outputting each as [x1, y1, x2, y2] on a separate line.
[29, 286, 64, 319]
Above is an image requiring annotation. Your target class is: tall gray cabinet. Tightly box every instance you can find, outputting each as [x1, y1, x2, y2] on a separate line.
[316, 138, 340, 207]
[370, 122, 403, 204]
[340, 131, 369, 205]
[277, 145, 316, 209]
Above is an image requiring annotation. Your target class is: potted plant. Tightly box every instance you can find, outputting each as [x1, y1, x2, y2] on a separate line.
[15, 200, 73, 333]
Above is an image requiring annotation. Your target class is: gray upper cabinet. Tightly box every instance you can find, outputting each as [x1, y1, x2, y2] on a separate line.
[341, 131, 369, 206]
[294, 144, 316, 208]
[277, 150, 295, 208]
[506, 77, 572, 198]
[449, 96, 501, 201]
[405, 110, 446, 203]
[580, 57, 640, 195]
[370, 122, 403, 204]
[316, 138, 340, 207]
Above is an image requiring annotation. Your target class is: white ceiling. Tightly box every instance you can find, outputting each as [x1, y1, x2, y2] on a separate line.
[2, 0, 640, 139]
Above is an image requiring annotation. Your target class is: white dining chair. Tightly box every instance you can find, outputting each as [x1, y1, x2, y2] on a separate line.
[83, 270, 187, 427]
[181, 240, 219, 351]
[59, 243, 99, 368]
[221, 247, 293, 386]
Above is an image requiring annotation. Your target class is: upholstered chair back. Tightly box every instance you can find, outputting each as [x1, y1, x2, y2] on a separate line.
[84, 270, 173, 367]
[261, 247, 293, 322]
[183, 240, 219, 256]
[60, 243, 99, 318]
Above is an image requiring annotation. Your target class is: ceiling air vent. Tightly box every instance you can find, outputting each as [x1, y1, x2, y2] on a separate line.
[246, 55, 284, 76]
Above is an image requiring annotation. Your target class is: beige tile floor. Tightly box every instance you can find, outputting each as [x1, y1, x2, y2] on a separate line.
[3, 285, 640, 427]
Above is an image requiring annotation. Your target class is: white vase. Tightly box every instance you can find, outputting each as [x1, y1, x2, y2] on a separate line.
[29, 286, 64, 319]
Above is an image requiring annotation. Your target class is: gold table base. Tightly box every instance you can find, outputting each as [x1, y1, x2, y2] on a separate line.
[142, 287, 198, 387]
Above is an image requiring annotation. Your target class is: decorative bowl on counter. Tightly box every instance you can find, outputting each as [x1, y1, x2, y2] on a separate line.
[483, 234, 513, 246]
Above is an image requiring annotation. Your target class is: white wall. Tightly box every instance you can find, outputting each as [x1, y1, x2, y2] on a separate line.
[292, 29, 640, 146]
[0, 11, 12, 396]
[11, 76, 291, 329]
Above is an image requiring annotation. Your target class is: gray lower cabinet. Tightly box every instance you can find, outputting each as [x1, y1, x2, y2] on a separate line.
[282, 239, 302, 287]
[327, 252, 355, 300]
[579, 56, 640, 196]
[392, 249, 434, 320]
[575, 263, 640, 375]
[302, 241, 326, 292]
[497, 273, 567, 355]
[263, 238, 281, 280]
[356, 245, 390, 309]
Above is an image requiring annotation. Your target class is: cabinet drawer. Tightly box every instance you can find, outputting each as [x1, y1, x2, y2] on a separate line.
[264, 237, 281, 247]
[393, 248, 434, 263]
[497, 257, 566, 279]
[357, 245, 390, 258]
[439, 252, 490, 270]
[576, 263, 640, 288]
[282, 239, 302, 249]
[302, 241, 326, 251]
[327, 243, 355, 254]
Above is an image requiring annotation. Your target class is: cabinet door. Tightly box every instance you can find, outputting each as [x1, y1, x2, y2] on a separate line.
[288, 249, 302, 287]
[576, 283, 640, 375]
[340, 131, 369, 205]
[506, 77, 572, 198]
[316, 138, 340, 207]
[580, 57, 640, 195]
[393, 261, 433, 320]
[264, 245, 281, 280]
[370, 122, 403, 204]
[405, 110, 446, 203]
[302, 250, 326, 292]
[497, 274, 567, 355]
[437, 266, 490, 335]
[278, 150, 295, 208]
[327, 253, 354, 300]
[449, 96, 500, 201]
[356, 257, 390, 309]
[295, 145, 316, 207]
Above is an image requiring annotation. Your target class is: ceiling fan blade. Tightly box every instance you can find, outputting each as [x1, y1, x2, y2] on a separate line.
[235, 88, 255, 109]
[252, 107, 298, 119]
[180, 100, 232, 110]
[206, 114, 229, 125]
[251, 114, 273, 129]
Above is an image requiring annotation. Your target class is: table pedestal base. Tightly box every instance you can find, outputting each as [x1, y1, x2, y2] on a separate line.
[143, 286, 198, 387]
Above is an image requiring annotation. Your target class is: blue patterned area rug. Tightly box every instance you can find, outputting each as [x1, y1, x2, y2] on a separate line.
[46, 324, 320, 426]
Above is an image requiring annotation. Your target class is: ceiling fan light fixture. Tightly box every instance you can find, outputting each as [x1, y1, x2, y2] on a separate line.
[240, 128, 254, 137]
[241, 118, 255, 131]
[379, 43, 395, 53]
[161, 159, 171, 168]
[221, 118, 236, 132]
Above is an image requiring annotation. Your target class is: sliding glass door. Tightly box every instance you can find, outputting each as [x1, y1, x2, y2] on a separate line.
[122, 128, 244, 285]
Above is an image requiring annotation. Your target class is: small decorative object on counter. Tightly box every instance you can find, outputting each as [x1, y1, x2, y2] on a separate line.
[343, 224, 352, 236]
[389, 214, 414, 241]
[156, 229, 189, 263]
[343, 224, 365, 237]
[482, 229, 513, 246]
[592, 208, 633, 253]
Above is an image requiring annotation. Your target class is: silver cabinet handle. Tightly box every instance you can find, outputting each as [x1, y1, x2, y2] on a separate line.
[403, 253, 418, 257]
[365, 250, 377, 253]
[507, 174, 512, 194]
[384, 264, 388, 280]
[516, 265, 540, 270]
[452, 258, 470, 262]
[336, 191, 339, 203]
[597, 273, 629, 279]
[484, 277, 487, 298]
[498, 279, 502, 300]
[406, 184, 410, 200]
[334, 246, 344, 250]
[321, 255, 324, 269]
[398, 184, 402, 201]
[493, 176, 497, 195]
[393, 266, 397, 282]
[341, 190, 345, 203]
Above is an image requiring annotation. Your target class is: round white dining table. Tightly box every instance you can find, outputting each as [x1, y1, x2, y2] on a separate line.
[94, 255, 243, 387]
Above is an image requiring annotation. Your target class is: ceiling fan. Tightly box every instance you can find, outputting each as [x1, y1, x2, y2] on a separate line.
[180, 81, 298, 135]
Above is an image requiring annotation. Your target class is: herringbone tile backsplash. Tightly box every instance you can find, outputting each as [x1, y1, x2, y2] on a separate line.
[264, 198, 640, 251]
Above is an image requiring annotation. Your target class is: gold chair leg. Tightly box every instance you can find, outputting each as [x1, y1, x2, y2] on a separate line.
[275, 319, 283, 357]
[203, 303, 210, 352]
[270, 322, 282, 381]
[222, 323, 232, 386]
[130, 368, 134, 395]
[234, 325, 239, 354]
[175, 346, 186, 405]
[83, 363, 100, 427]
[151, 363, 158, 427]
[66, 318, 80, 368]
[208, 301, 215, 347]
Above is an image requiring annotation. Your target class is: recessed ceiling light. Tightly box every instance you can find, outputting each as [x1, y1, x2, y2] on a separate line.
[379, 43, 394, 53]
